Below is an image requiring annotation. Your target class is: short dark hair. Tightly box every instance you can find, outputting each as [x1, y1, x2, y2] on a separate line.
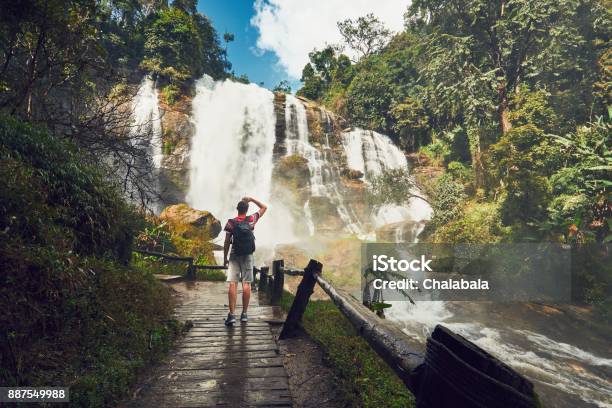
[237, 200, 249, 214]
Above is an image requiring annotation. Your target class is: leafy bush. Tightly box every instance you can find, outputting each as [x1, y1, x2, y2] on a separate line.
[431, 201, 508, 243]
[367, 168, 425, 207]
[0, 115, 180, 405]
[446, 161, 472, 183]
[419, 139, 451, 166]
[430, 173, 466, 228]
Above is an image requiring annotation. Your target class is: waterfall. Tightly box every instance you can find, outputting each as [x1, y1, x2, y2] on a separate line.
[132, 76, 163, 169]
[187, 76, 295, 250]
[129, 75, 163, 211]
[284, 95, 363, 235]
[342, 128, 432, 239]
[342, 128, 406, 179]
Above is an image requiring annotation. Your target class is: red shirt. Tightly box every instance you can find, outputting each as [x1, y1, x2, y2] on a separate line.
[224, 212, 260, 234]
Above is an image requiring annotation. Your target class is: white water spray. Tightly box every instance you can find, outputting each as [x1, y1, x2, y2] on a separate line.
[187, 76, 295, 250]
[130, 76, 163, 211]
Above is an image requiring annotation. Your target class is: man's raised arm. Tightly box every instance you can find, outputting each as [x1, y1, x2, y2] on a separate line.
[243, 196, 267, 218]
[223, 232, 231, 267]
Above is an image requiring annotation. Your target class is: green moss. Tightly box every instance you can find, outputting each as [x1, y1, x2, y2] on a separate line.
[280, 292, 415, 408]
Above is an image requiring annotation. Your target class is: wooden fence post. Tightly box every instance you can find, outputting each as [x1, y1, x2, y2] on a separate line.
[259, 266, 269, 293]
[187, 259, 195, 280]
[279, 259, 322, 339]
[271, 259, 284, 305]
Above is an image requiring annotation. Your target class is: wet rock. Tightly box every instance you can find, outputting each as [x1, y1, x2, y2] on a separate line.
[309, 196, 345, 233]
[159, 96, 194, 205]
[375, 220, 427, 242]
[342, 168, 364, 180]
[160, 203, 222, 240]
[273, 92, 287, 159]
[273, 154, 310, 191]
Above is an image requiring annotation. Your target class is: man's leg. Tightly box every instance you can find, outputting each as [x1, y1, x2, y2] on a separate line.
[240, 254, 254, 322]
[242, 282, 251, 313]
[228, 281, 237, 315]
[225, 259, 239, 326]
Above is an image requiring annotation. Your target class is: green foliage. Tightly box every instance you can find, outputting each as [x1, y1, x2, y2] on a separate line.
[447, 161, 472, 183]
[273, 80, 292, 94]
[490, 125, 555, 229]
[231, 73, 250, 84]
[367, 168, 423, 207]
[142, 5, 228, 83]
[280, 292, 415, 407]
[546, 118, 611, 241]
[347, 67, 393, 130]
[0, 115, 181, 405]
[337, 13, 392, 61]
[161, 84, 181, 105]
[0, 115, 137, 260]
[431, 201, 508, 243]
[297, 47, 355, 101]
[430, 174, 466, 228]
[419, 139, 451, 166]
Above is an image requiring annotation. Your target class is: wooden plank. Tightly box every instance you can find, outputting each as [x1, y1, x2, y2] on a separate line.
[133, 389, 292, 408]
[146, 366, 288, 382]
[178, 340, 276, 348]
[190, 321, 271, 327]
[182, 333, 276, 341]
[184, 327, 273, 333]
[150, 377, 289, 393]
[164, 355, 284, 371]
[160, 357, 284, 371]
[174, 345, 279, 355]
[128, 280, 292, 407]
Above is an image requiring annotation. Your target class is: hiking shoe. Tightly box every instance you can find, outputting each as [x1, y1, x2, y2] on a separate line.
[240, 312, 248, 322]
[224, 313, 236, 326]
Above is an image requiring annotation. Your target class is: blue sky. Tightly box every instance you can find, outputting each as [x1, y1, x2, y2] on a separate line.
[197, 1, 408, 92]
[198, 1, 300, 92]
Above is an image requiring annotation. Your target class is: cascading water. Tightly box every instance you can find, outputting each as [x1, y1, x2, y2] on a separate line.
[342, 128, 432, 236]
[129, 75, 163, 211]
[187, 75, 295, 252]
[284, 95, 363, 235]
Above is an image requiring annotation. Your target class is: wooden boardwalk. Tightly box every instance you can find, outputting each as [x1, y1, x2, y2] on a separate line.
[127, 282, 292, 407]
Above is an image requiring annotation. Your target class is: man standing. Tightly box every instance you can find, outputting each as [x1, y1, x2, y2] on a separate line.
[223, 196, 267, 326]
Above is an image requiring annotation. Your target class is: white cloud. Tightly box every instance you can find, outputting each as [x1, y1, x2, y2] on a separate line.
[251, 0, 409, 79]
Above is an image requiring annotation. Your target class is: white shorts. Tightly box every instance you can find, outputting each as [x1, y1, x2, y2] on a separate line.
[227, 254, 254, 283]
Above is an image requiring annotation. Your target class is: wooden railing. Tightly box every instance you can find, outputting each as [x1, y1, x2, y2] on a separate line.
[276, 258, 540, 408]
[133, 248, 226, 279]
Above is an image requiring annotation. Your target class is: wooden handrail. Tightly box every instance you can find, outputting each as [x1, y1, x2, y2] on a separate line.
[133, 248, 227, 279]
[315, 274, 423, 391]
[281, 268, 304, 276]
[133, 248, 193, 262]
[278, 258, 539, 407]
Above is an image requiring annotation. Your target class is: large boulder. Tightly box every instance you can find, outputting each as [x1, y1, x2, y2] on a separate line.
[160, 203, 222, 240]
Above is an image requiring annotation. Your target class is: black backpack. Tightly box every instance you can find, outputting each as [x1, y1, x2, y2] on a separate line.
[231, 218, 256, 256]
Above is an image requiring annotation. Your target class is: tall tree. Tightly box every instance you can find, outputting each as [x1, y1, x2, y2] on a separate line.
[337, 13, 392, 62]
[407, 0, 596, 135]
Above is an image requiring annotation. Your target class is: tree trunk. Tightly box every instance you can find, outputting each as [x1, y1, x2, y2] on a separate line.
[498, 81, 512, 134]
